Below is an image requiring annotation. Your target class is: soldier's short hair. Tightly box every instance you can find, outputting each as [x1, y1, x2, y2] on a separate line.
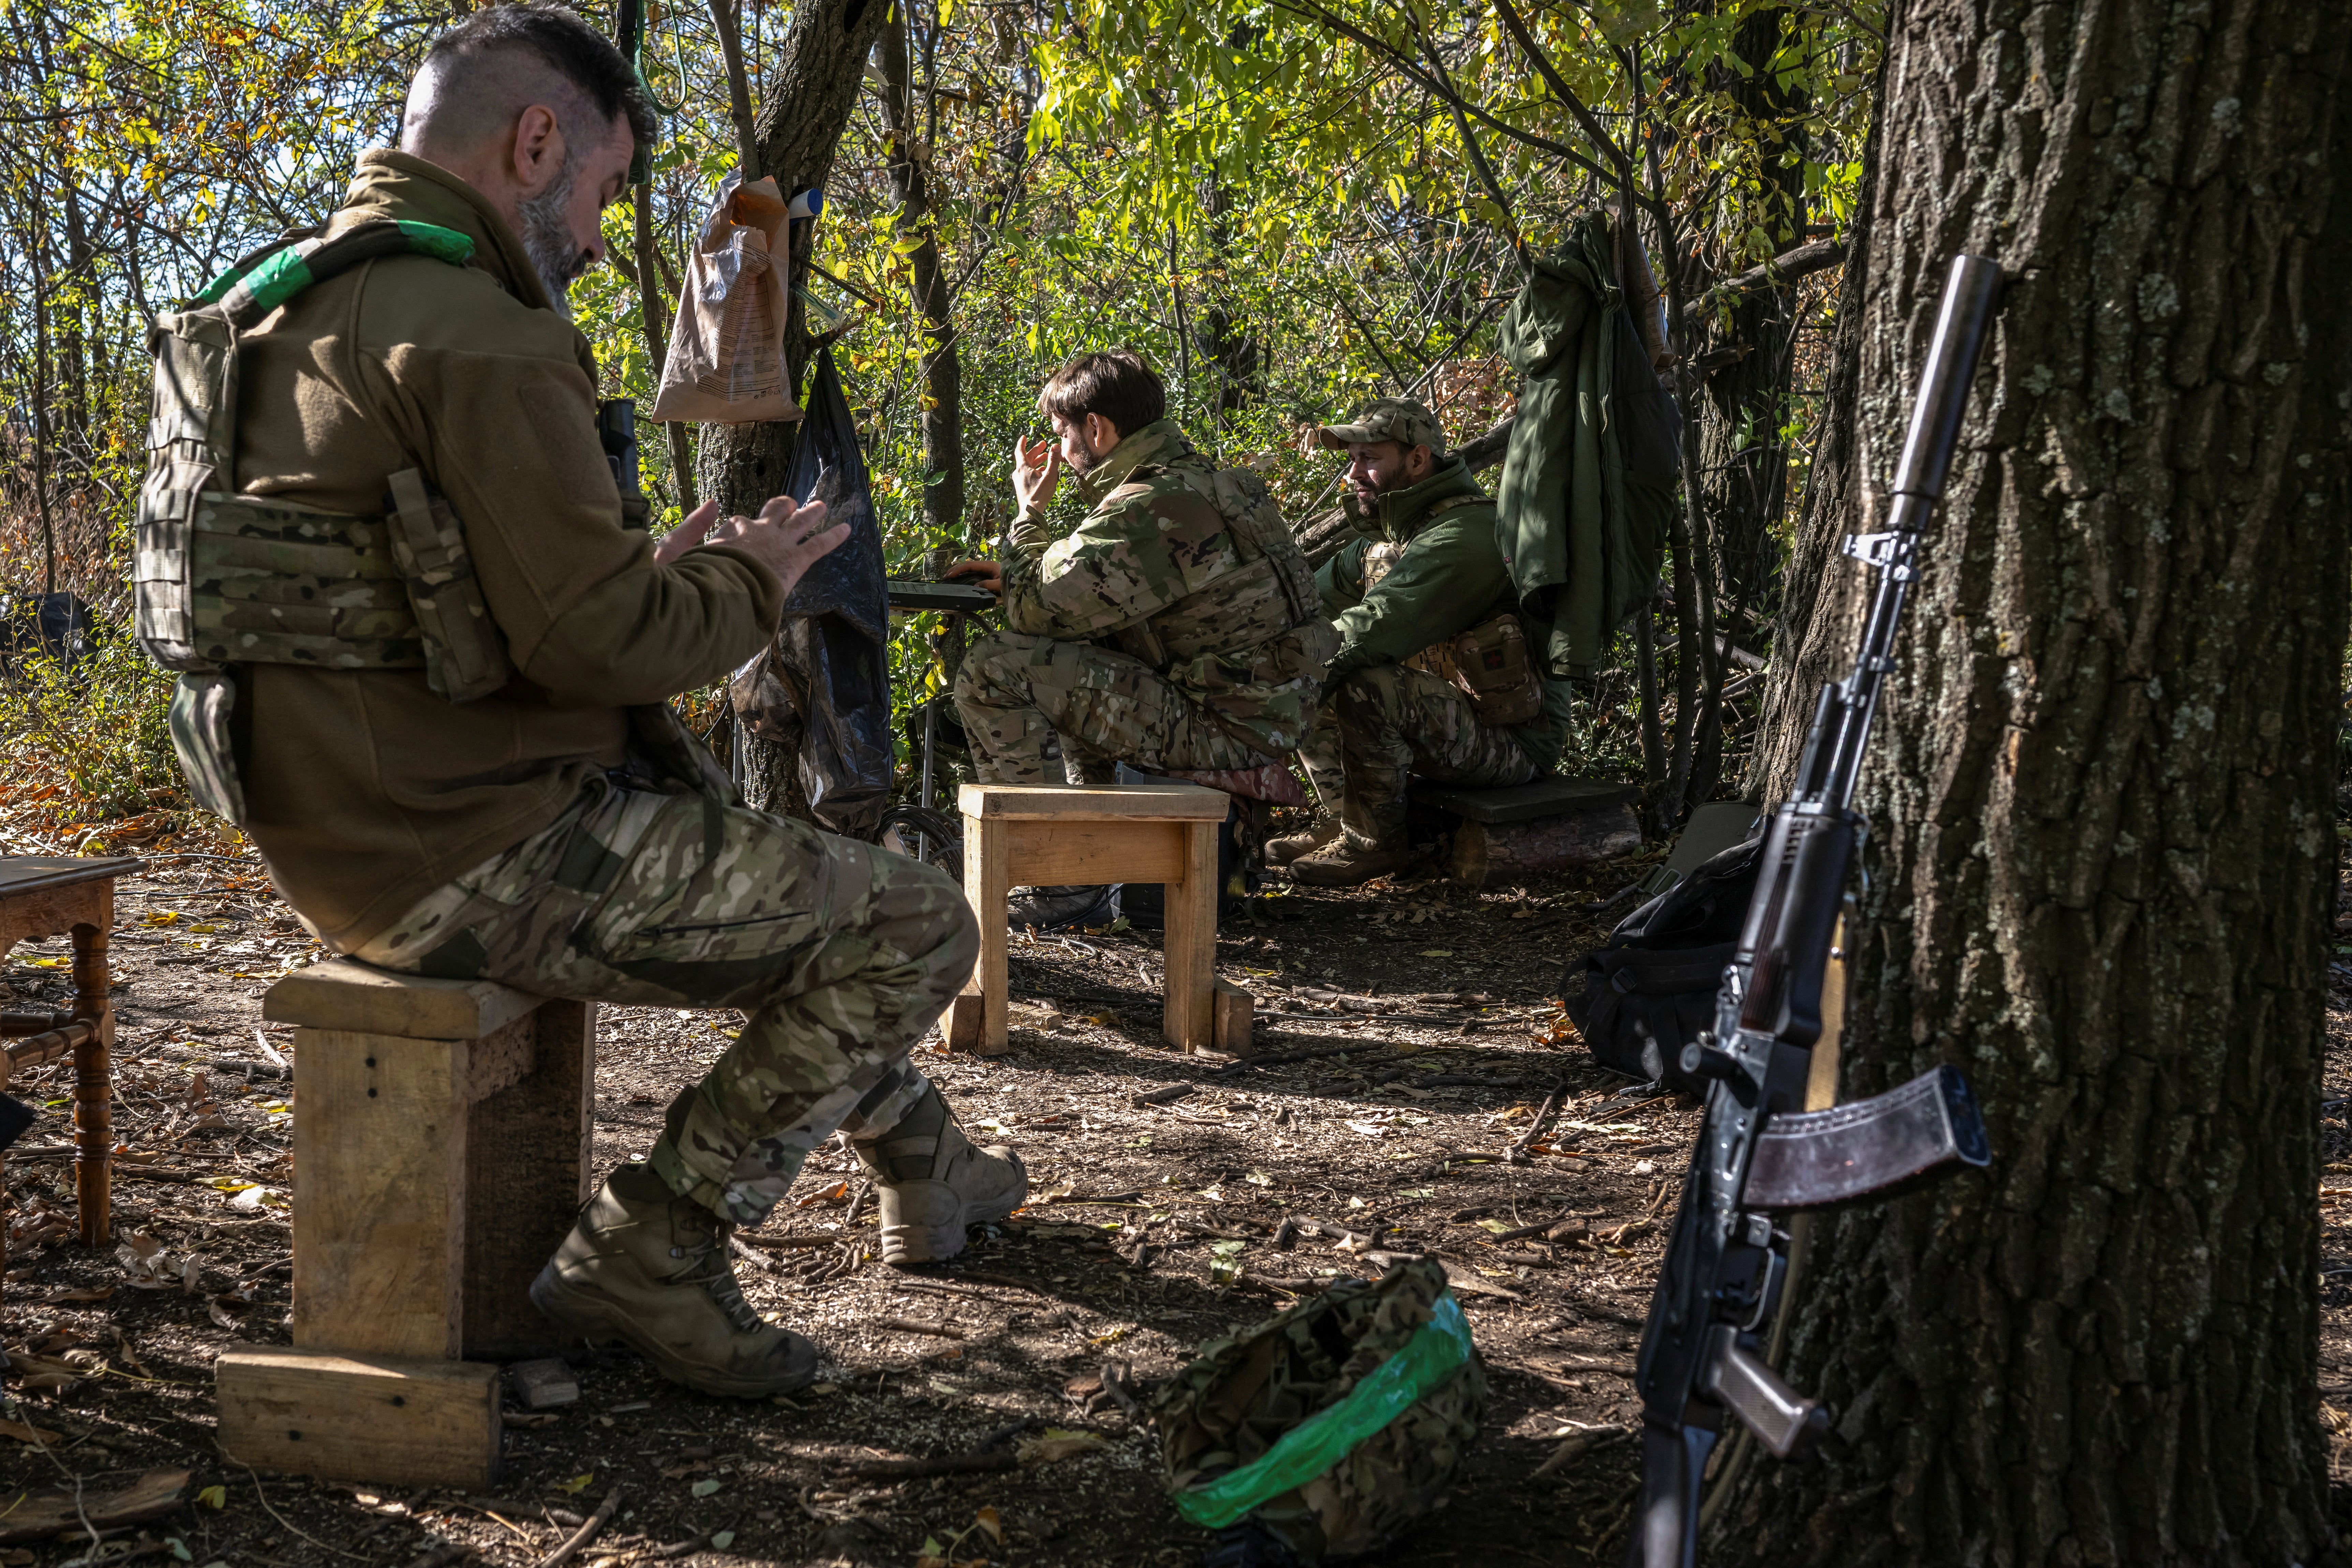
[410, 3, 658, 160]
[1038, 350, 1165, 440]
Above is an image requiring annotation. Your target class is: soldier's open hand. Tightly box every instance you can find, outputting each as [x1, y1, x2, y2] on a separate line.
[1012, 434, 1061, 515]
[657, 496, 849, 599]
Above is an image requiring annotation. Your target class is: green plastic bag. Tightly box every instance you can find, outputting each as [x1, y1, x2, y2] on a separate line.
[1153, 1257, 1487, 1564]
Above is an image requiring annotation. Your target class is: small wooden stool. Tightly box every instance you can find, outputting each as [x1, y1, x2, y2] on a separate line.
[214, 960, 594, 1489]
[0, 855, 144, 1250]
[951, 782, 1230, 1055]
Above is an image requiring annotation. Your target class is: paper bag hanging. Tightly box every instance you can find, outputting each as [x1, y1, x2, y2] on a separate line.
[648, 170, 802, 424]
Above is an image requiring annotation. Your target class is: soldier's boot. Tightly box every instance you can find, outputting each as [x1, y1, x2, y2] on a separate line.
[1289, 836, 1421, 888]
[1006, 883, 1119, 930]
[1265, 815, 1341, 868]
[851, 1084, 1028, 1265]
[529, 1165, 818, 1399]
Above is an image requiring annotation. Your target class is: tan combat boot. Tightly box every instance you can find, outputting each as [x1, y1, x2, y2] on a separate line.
[530, 1167, 819, 1398]
[851, 1086, 1027, 1265]
[1289, 837, 1420, 887]
[1265, 815, 1342, 868]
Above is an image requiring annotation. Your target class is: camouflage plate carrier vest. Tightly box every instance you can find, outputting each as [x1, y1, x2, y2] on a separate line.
[1111, 453, 1340, 701]
[134, 222, 693, 825]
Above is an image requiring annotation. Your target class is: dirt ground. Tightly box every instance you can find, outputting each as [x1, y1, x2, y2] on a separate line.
[4, 832, 2350, 1568]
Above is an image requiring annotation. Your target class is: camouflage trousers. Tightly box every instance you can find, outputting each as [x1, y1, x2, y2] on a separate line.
[1298, 664, 1544, 849]
[955, 629, 1272, 786]
[349, 778, 977, 1226]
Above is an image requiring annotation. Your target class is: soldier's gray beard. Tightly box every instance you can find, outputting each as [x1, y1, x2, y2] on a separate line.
[518, 155, 587, 320]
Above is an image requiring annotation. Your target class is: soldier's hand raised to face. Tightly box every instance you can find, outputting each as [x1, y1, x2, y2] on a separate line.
[656, 496, 849, 598]
[1012, 434, 1061, 516]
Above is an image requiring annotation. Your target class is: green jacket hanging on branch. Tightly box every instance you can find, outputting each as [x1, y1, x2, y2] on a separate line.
[1493, 212, 1681, 677]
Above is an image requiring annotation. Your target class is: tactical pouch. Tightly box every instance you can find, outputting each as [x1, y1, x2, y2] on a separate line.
[1411, 612, 1544, 726]
[385, 468, 515, 702]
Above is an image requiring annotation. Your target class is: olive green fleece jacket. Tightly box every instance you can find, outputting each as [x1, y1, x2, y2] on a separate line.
[226, 150, 784, 947]
[1314, 459, 1578, 768]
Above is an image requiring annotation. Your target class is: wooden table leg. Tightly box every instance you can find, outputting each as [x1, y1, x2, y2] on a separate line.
[962, 813, 1009, 1054]
[70, 910, 113, 1246]
[1161, 818, 1218, 1051]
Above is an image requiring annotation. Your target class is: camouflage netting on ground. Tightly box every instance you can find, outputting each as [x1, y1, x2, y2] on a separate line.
[1152, 1256, 1488, 1563]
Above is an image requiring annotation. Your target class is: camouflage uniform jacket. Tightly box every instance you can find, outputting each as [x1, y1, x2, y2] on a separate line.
[1314, 459, 1578, 765]
[1000, 418, 1334, 755]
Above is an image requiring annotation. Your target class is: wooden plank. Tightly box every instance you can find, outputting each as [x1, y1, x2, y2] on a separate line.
[0, 882, 106, 952]
[0, 855, 145, 899]
[215, 1345, 500, 1490]
[959, 782, 1228, 821]
[462, 1001, 594, 1360]
[1002, 819, 1184, 886]
[266, 958, 540, 1042]
[464, 1012, 537, 1105]
[944, 992, 993, 1056]
[963, 814, 1010, 1054]
[1213, 979, 1254, 1056]
[1161, 819, 1218, 1051]
[292, 1028, 466, 1359]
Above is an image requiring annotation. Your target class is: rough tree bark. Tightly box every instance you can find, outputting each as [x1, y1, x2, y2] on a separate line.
[699, 0, 892, 814]
[1714, 0, 2350, 1562]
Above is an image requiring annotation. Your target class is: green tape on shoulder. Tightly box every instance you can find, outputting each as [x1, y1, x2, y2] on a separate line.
[394, 221, 476, 265]
[1171, 1292, 1475, 1529]
[237, 250, 318, 315]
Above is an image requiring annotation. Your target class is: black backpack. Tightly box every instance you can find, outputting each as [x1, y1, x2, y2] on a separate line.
[1560, 833, 1761, 1092]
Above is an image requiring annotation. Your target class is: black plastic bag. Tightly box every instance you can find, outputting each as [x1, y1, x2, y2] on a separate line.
[770, 349, 893, 840]
[1560, 832, 1760, 1092]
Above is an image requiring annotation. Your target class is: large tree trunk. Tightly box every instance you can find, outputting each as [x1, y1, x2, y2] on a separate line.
[701, 0, 892, 814]
[1711, 0, 2350, 1561]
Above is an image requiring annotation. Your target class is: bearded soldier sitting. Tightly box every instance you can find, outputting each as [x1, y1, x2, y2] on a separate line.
[946, 350, 1335, 926]
[1275, 398, 1583, 886]
[132, 2, 1023, 1398]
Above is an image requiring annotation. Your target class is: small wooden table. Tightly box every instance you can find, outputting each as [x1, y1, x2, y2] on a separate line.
[0, 854, 143, 1248]
[953, 782, 1231, 1055]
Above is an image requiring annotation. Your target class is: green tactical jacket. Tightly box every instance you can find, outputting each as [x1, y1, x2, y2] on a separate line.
[999, 418, 1333, 756]
[1314, 459, 1578, 768]
[1493, 214, 1677, 677]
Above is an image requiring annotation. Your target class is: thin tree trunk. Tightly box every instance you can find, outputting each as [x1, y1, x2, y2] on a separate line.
[708, 0, 761, 179]
[1695, 8, 1806, 624]
[1708, 0, 2350, 1559]
[701, 0, 894, 815]
[878, 1, 964, 540]
[632, 181, 698, 516]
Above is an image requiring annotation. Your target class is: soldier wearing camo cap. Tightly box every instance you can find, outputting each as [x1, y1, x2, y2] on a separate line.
[945, 350, 1336, 926]
[131, 4, 1023, 1402]
[1274, 396, 1583, 885]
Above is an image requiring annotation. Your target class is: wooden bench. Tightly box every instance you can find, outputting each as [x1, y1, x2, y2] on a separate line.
[215, 960, 595, 1489]
[0, 855, 143, 1261]
[950, 781, 1240, 1056]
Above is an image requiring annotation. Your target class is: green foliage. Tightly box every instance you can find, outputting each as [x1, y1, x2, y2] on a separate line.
[0, 0, 1873, 818]
[0, 632, 180, 819]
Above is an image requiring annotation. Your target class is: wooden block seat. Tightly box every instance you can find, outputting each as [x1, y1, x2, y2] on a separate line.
[953, 782, 1231, 1055]
[1414, 778, 1643, 886]
[214, 959, 595, 1489]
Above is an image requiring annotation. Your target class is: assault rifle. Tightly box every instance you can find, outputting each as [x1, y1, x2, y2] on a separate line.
[1628, 254, 2003, 1568]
